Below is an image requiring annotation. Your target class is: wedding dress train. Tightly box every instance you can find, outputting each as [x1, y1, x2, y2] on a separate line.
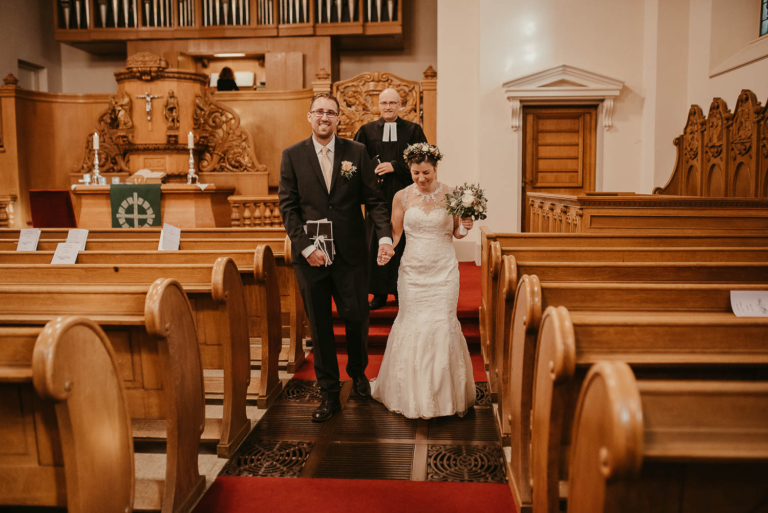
[370, 182, 476, 419]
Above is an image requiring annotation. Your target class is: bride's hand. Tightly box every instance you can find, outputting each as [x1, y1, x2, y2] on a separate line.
[461, 217, 474, 231]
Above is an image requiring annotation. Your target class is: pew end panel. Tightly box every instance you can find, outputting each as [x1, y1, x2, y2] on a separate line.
[506, 271, 543, 513]
[139, 278, 207, 513]
[486, 241, 502, 374]
[207, 256, 251, 458]
[530, 306, 577, 513]
[0, 318, 134, 513]
[493, 255, 519, 445]
[253, 245, 284, 408]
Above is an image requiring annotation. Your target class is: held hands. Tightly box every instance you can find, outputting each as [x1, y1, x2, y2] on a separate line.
[377, 244, 395, 266]
[375, 162, 395, 176]
[307, 249, 327, 267]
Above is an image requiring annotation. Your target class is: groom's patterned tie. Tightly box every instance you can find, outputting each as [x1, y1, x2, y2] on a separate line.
[320, 147, 332, 191]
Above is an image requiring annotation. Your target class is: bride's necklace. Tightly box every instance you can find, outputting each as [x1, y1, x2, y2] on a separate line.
[413, 182, 443, 203]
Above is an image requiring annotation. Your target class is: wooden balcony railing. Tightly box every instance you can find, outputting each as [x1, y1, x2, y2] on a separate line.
[229, 195, 282, 227]
[54, 0, 402, 40]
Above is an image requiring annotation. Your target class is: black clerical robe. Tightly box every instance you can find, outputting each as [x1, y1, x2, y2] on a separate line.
[354, 117, 428, 296]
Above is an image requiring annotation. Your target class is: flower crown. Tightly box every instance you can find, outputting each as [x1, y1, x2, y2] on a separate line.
[403, 143, 444, 163]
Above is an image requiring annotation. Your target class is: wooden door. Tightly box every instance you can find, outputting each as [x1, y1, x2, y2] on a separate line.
[521, 106, 597, 231]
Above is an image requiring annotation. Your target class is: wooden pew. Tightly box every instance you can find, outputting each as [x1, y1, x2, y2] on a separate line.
[531, 306, 768, 513]
[496, 265, 768, 513]
[0, 238, 285, 252]
[0, 279, 206, 513]
[0, 317, 134, 513]
[0, 227, 285, 239]
[486, 250, 768, 399]
[0, 252, 281, 457]
[479, 227, 768, 365]
[567, 361, 768, 513]
[0, 237, 306, 373]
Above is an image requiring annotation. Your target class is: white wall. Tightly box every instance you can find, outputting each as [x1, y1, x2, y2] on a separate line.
[437, 0, 647, 241]
[436, 0, 480, 261]
[60, 45, 123, 94]
[688, 0, 768, 111]
[338, 0, 437, 82]
[0, 0, 63, 92]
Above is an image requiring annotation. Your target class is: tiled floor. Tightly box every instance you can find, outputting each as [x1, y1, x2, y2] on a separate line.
[218, 379, 505, 484]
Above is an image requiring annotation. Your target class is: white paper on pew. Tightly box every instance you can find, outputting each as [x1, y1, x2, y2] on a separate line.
[158, 223, 181, 251]
[51, 243, 80, 264]
[66, 228, 89, 251]
[730, 291, 768, 317]
[195, 183, 211, 191]
[16, 229, 41, 252]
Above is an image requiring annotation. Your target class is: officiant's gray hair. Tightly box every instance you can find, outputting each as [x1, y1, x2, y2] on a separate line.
[309, 93, 340, 112]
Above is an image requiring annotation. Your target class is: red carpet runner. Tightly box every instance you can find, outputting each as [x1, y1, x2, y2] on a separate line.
[195, 477, 515, 513]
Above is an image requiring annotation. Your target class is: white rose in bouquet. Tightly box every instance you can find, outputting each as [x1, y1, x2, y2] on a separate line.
[461, 192, 475, 207]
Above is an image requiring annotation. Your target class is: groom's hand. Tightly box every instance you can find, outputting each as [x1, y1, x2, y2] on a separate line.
[307, 249, 327, 267]
[377, 244, 395, 266]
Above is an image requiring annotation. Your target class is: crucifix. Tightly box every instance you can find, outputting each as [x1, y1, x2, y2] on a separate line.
[136, 91, 162, 130]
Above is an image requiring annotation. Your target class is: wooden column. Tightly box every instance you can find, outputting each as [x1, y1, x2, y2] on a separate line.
[0, 75, 21, 228]
[312, 68, 332, 95]
[422, 65, 437, 144]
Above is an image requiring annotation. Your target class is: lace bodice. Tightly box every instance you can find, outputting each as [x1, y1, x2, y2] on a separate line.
[401, 183, 454, 243]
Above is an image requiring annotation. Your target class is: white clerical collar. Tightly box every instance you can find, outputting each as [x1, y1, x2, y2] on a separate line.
[312, 135, 336, 154]
[383, 121, 398, 142]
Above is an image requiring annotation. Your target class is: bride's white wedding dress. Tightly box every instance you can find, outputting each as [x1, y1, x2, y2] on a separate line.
[370, 182, 476, 419]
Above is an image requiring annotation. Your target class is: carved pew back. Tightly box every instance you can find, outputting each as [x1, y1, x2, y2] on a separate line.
[0, 317, 133, 513]
[568, 361, 768, 513]
[655, 90, 768, 198]
[0, 227, 286, 239]
[0, 279, 206, 513]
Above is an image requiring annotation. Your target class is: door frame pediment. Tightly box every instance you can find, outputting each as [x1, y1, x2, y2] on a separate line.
[502, 64, 624, 131]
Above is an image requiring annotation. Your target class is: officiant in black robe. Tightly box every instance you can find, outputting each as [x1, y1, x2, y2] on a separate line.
[354, 88, 428, 310]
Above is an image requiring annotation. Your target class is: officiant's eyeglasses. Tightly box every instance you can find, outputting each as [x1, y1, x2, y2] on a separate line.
[311, 110, 339, 119]
[379, 101, 400, 106]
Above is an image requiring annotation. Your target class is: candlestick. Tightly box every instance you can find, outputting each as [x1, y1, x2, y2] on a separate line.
[187, 147, 199, 184]
[187, 131, 194, 149]
[93, 132, 99, 150]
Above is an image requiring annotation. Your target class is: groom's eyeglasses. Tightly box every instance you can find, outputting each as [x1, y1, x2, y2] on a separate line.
[311, 110, 339, 119]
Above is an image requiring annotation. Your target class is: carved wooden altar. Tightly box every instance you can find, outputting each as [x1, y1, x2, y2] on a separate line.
[74, 52, 268, 195]
[527, 89, 768, 234]
[323, 65, 437, 143]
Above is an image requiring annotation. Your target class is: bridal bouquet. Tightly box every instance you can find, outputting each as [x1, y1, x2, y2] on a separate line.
[445, 183, 488, 236]
[445, 183, 488, 221]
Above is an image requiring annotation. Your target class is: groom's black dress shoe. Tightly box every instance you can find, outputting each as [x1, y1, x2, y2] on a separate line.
[312, 399, 342, 423]
[352, 375, 371, 398]
[369, 294, 388, 310]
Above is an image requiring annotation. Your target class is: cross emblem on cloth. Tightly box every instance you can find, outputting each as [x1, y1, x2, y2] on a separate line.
[136, 91, 162, 122]
[116, 192, 156, 228]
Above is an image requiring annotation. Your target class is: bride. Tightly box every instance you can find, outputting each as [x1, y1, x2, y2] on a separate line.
[371, 143, 476, 419]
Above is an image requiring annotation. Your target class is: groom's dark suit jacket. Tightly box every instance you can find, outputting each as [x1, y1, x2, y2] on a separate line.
[278, 135, 392, 266]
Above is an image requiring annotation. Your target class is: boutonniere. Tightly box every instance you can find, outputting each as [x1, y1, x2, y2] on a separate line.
[340, 160, 357, 180]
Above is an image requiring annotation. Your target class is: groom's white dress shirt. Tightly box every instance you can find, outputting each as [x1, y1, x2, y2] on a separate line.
[301, 135, 393, 259]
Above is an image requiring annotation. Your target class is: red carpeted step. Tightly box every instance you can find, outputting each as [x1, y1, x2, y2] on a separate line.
[194, 477, 516, 513]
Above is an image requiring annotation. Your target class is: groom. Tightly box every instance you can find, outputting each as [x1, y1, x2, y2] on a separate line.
[278, 93, 395, 422]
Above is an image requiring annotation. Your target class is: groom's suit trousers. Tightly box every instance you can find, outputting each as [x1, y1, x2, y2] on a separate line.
[293, 258, 370, 400]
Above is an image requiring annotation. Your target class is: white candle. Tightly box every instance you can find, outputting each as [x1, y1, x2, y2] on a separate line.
[188, 131, 194, 149]
[93, 132, 99, 150]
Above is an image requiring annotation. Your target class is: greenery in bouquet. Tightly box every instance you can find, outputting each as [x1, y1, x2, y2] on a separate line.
[444, 183, 488, 221]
